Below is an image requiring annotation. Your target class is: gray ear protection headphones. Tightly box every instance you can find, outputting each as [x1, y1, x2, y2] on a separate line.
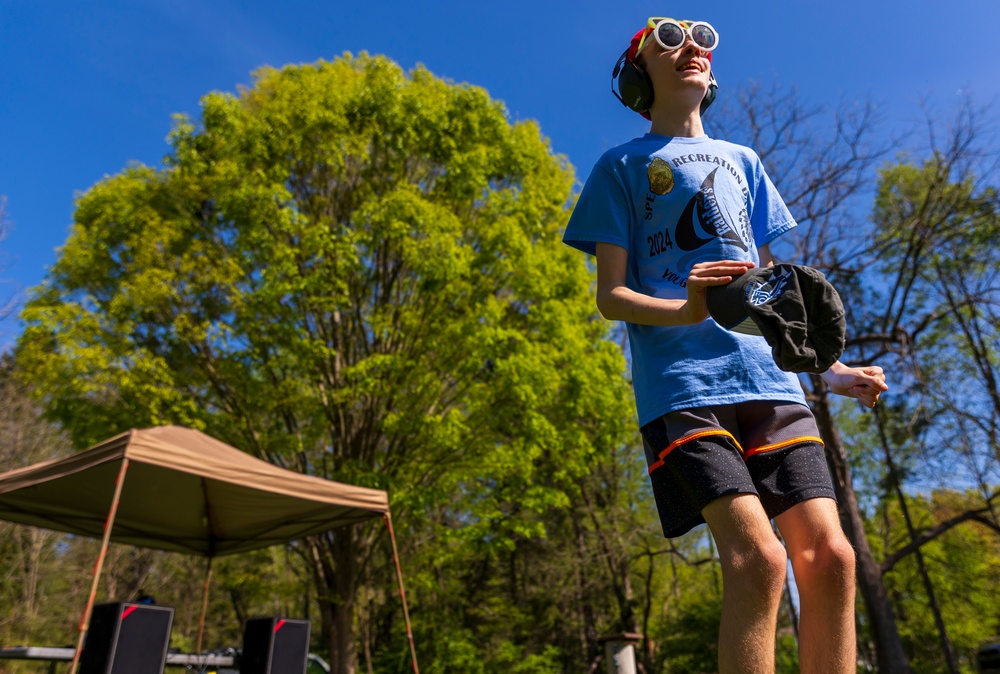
[611, 49, 718, 116]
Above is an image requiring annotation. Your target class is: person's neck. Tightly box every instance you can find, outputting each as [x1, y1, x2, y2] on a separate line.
[648, 105, 705, 138]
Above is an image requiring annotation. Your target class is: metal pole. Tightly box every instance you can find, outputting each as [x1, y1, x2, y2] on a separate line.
[195, 557, 213, 653]
[69, 457, 131, 674]
[383, 512, 419, 674]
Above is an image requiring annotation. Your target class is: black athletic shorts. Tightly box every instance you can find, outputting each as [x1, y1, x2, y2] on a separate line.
[640, 401, 837, 538]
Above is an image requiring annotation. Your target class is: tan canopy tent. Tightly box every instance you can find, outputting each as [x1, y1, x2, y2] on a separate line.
[0, 425, 390, 555]
[0, 426, 418, 673]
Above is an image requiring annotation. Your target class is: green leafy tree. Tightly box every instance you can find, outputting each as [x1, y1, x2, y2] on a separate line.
[873, 490, 1000, 672]
[16, 54, 632, 672]
[864, 144, 1000, 673]
[813, 102, 1000, 672]
[0, 355, 74, 660]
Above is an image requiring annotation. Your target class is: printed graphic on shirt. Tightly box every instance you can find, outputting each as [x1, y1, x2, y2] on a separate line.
[642, 154, 757, 283]
[647, 158, 674, 195]
[675, 168, 748, 252]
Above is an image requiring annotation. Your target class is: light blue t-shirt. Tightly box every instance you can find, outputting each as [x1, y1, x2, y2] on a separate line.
[564, 134, 806, 426]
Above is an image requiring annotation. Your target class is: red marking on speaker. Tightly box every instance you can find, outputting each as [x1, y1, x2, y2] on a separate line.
[122, 605, 138, 619]
[273, 619, 286, 632]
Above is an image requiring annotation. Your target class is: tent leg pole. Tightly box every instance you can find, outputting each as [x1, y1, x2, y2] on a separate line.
[69, 457, 131, 674]
[196, 557, 213, 653]
[384, 512, 419, 674]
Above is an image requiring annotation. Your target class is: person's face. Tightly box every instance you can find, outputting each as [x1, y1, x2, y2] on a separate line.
[639, 35, 711, 110]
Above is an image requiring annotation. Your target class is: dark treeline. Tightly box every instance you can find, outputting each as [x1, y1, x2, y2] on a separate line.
[1, 56, 998, 673]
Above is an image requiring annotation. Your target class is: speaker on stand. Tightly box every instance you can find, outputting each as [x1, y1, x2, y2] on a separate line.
[240, 617, 311, 674]
[78, 602, 174, 674]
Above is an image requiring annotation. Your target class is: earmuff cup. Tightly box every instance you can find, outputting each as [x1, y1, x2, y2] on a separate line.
[699, 79, 717, 115]
[616, 60, 654, 114]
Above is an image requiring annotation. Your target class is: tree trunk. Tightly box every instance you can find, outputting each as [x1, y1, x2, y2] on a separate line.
[573, 521, 598, 665]
[307, 528, 363, 674]
[876, 414, 959, 674]
[810, 378, 913, 674]
[20, 527, 46, 620]
[324, 528, 360, 674]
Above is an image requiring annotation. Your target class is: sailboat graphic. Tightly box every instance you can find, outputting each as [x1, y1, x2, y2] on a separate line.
[675, 168, 748, 252]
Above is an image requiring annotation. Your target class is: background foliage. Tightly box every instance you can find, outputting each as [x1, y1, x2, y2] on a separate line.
[1, 55, 998, 674]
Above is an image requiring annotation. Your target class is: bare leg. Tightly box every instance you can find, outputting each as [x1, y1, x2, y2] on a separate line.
[703, 493, 788, 674]
[774, 498, 856, 674]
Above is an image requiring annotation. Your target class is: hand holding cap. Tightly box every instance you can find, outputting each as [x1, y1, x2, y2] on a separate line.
[706, 264, 846, 374]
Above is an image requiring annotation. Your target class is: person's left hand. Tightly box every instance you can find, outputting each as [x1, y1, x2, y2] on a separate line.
[822, 364, 888, 409]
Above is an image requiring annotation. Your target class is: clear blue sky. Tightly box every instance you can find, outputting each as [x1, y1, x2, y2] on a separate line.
[2, 0, 999, 349]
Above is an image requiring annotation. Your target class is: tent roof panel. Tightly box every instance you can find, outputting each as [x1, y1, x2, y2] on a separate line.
[0, 426, 390, 556]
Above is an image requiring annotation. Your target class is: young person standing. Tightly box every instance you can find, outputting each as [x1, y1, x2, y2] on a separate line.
[562, 17, 888, 674]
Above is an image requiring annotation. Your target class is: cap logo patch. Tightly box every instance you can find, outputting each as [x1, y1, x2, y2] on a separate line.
[747, 270, 793, 307]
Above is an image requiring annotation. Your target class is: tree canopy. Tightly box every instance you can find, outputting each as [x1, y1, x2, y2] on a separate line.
[8, 56, 999, 674]
[16, 53, 634, 672]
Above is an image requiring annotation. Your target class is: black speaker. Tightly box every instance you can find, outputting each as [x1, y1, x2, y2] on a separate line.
[78, 602, 174, 674]
[240, 617, 311, 674]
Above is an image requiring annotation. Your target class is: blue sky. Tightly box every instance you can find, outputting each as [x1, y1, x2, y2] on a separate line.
[2, 0, 999, 349]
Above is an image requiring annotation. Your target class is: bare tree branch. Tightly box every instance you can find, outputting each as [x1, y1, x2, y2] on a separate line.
[880, 502, 1000, 574]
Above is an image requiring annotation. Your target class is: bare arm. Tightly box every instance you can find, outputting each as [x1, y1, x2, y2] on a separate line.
[758, 243, 774, 267]
[596, 241, 888, 404]
[594, 242, 755, 326]
[821, 362, 888, 408]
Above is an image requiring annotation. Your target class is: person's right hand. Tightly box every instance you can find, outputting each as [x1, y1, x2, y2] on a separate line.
[682, 260, 755, 323]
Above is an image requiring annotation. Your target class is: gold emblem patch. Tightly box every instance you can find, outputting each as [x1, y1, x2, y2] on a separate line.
[647, 157, 674, 195]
